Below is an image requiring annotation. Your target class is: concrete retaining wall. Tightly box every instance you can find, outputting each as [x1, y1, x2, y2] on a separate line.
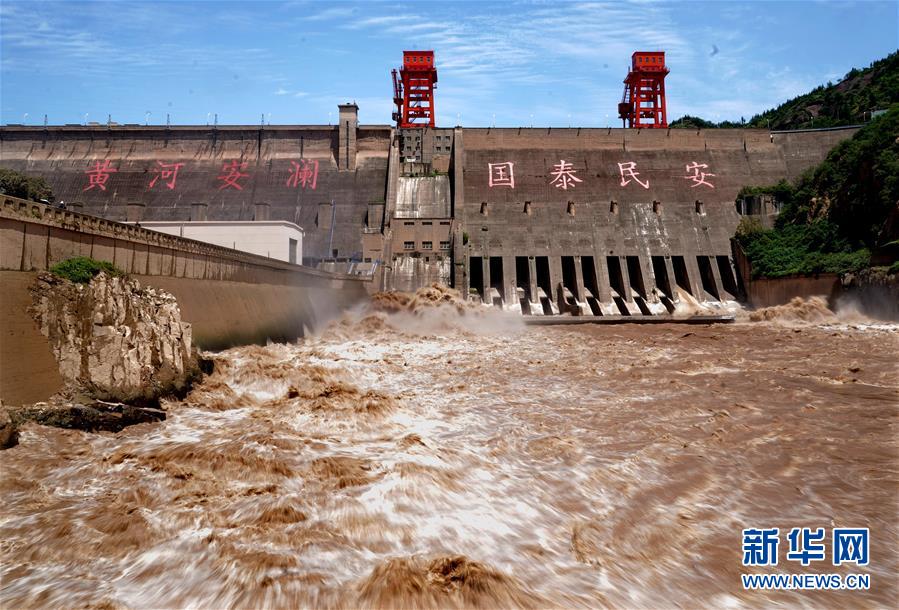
[744, 274, 841, 309]
[731, 238, 840, 309]
[0, 196, 370, 406]
[0, 271, 65, 406]
[0, 196, 365, 286]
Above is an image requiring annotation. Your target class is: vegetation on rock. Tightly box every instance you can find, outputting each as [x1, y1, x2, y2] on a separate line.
[736, 107, 898, 278]
[736, 217, 871, 278]
[50, 257, 125, 284]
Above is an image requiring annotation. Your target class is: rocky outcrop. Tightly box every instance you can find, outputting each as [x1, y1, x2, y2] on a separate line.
[0, 402, 18, 449]
[29, 272, 200, 405]
[7, 400, 166, 433]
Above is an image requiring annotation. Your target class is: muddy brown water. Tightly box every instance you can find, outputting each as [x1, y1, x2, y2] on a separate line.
[1, 301, 897, 609]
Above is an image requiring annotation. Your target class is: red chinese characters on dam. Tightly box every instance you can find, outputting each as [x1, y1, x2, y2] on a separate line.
[550, 160, 582, 190]
[217, 160, 250, 191]
[485, 159, 716, 190]
[683, 162, 716, 188]
[148, 162, 184, 191]
[286, 159, 319, 190]
[77, 158, 717, 193]
[488, 162, 515, 188]
[617, 161, 650, 189]
[82, 160, 117, 192]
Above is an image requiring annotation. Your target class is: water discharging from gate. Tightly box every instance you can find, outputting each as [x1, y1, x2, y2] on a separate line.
[1, 288, 897, 608]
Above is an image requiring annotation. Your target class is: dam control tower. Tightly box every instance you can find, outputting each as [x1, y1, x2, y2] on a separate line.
[618, 51, 669, 128]
[392, 50, 438, 129]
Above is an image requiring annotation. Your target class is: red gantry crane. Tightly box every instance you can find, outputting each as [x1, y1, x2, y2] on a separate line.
[392, 50, 438, 129]
[618, 51, 669, 128]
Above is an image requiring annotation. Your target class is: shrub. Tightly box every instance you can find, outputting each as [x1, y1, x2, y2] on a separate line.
[734, 216, 765, 241]
[737, 221, 871, 278]
[736, 180, 795, 207]
[50, 257, 124, 284]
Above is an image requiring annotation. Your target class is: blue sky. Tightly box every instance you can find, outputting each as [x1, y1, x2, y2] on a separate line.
[1, 0, 896, 127]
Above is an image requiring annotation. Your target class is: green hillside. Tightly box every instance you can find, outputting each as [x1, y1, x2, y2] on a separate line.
[671, 51, 899, 130]
[736, 106, 899, 278]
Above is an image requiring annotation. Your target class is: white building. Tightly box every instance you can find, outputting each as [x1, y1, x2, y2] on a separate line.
[135, 221, 304, 264]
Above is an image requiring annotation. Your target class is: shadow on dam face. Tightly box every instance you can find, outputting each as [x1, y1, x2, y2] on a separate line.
[561, 256, 577, 295]
[535, 257, 553, 314]
[651, 256, 673, 300]
[672, 256, 692, 296]
[716, 255, 739, 297]
[516, 256, 531, 304]
[469, 256, 484, 302]
[580, 256, 603, 315]
[606, 257, 630, 315]
[489, 256, 504, 306]
[697, 256, 720, 301]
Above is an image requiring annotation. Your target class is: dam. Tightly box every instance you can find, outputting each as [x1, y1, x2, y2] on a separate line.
[0, 101, 861, 408]
[0, 113, 858, 315]
[1, 14, 897, 606]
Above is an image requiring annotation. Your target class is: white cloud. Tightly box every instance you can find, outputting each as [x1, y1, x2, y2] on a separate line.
[304, 6, 358, 21]
[4, 0, 884, 126]
[333, 2, 702, 125]
[344, 15, 409, 29]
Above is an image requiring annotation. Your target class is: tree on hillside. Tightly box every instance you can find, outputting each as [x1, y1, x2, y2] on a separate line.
[0, 168, 54, 202]
[673, 51, 898, 130]
[776, 106, 899, 247]
[736, 106, 899, 277]
[669, 115, 717, 129]
[749, 52, 898, 130]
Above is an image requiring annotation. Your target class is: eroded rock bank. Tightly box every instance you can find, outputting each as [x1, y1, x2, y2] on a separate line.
[3, 272, 201, 440]
[0, 403, 17, 449]
[30, 271, 199, 402]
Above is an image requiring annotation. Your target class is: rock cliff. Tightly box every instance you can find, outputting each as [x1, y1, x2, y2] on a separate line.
[0, 402, 18, 449]
[29, 271, 200, 405]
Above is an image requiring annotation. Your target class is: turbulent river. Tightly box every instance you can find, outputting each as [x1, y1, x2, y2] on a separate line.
[1, 290, 897, 609]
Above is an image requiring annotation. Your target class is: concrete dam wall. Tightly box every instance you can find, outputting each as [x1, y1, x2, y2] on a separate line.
[453, 126, 858, 315]
[0, 123, 391, 265]
[0, 119, 858, 315]
[0, 196, 370, 406]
